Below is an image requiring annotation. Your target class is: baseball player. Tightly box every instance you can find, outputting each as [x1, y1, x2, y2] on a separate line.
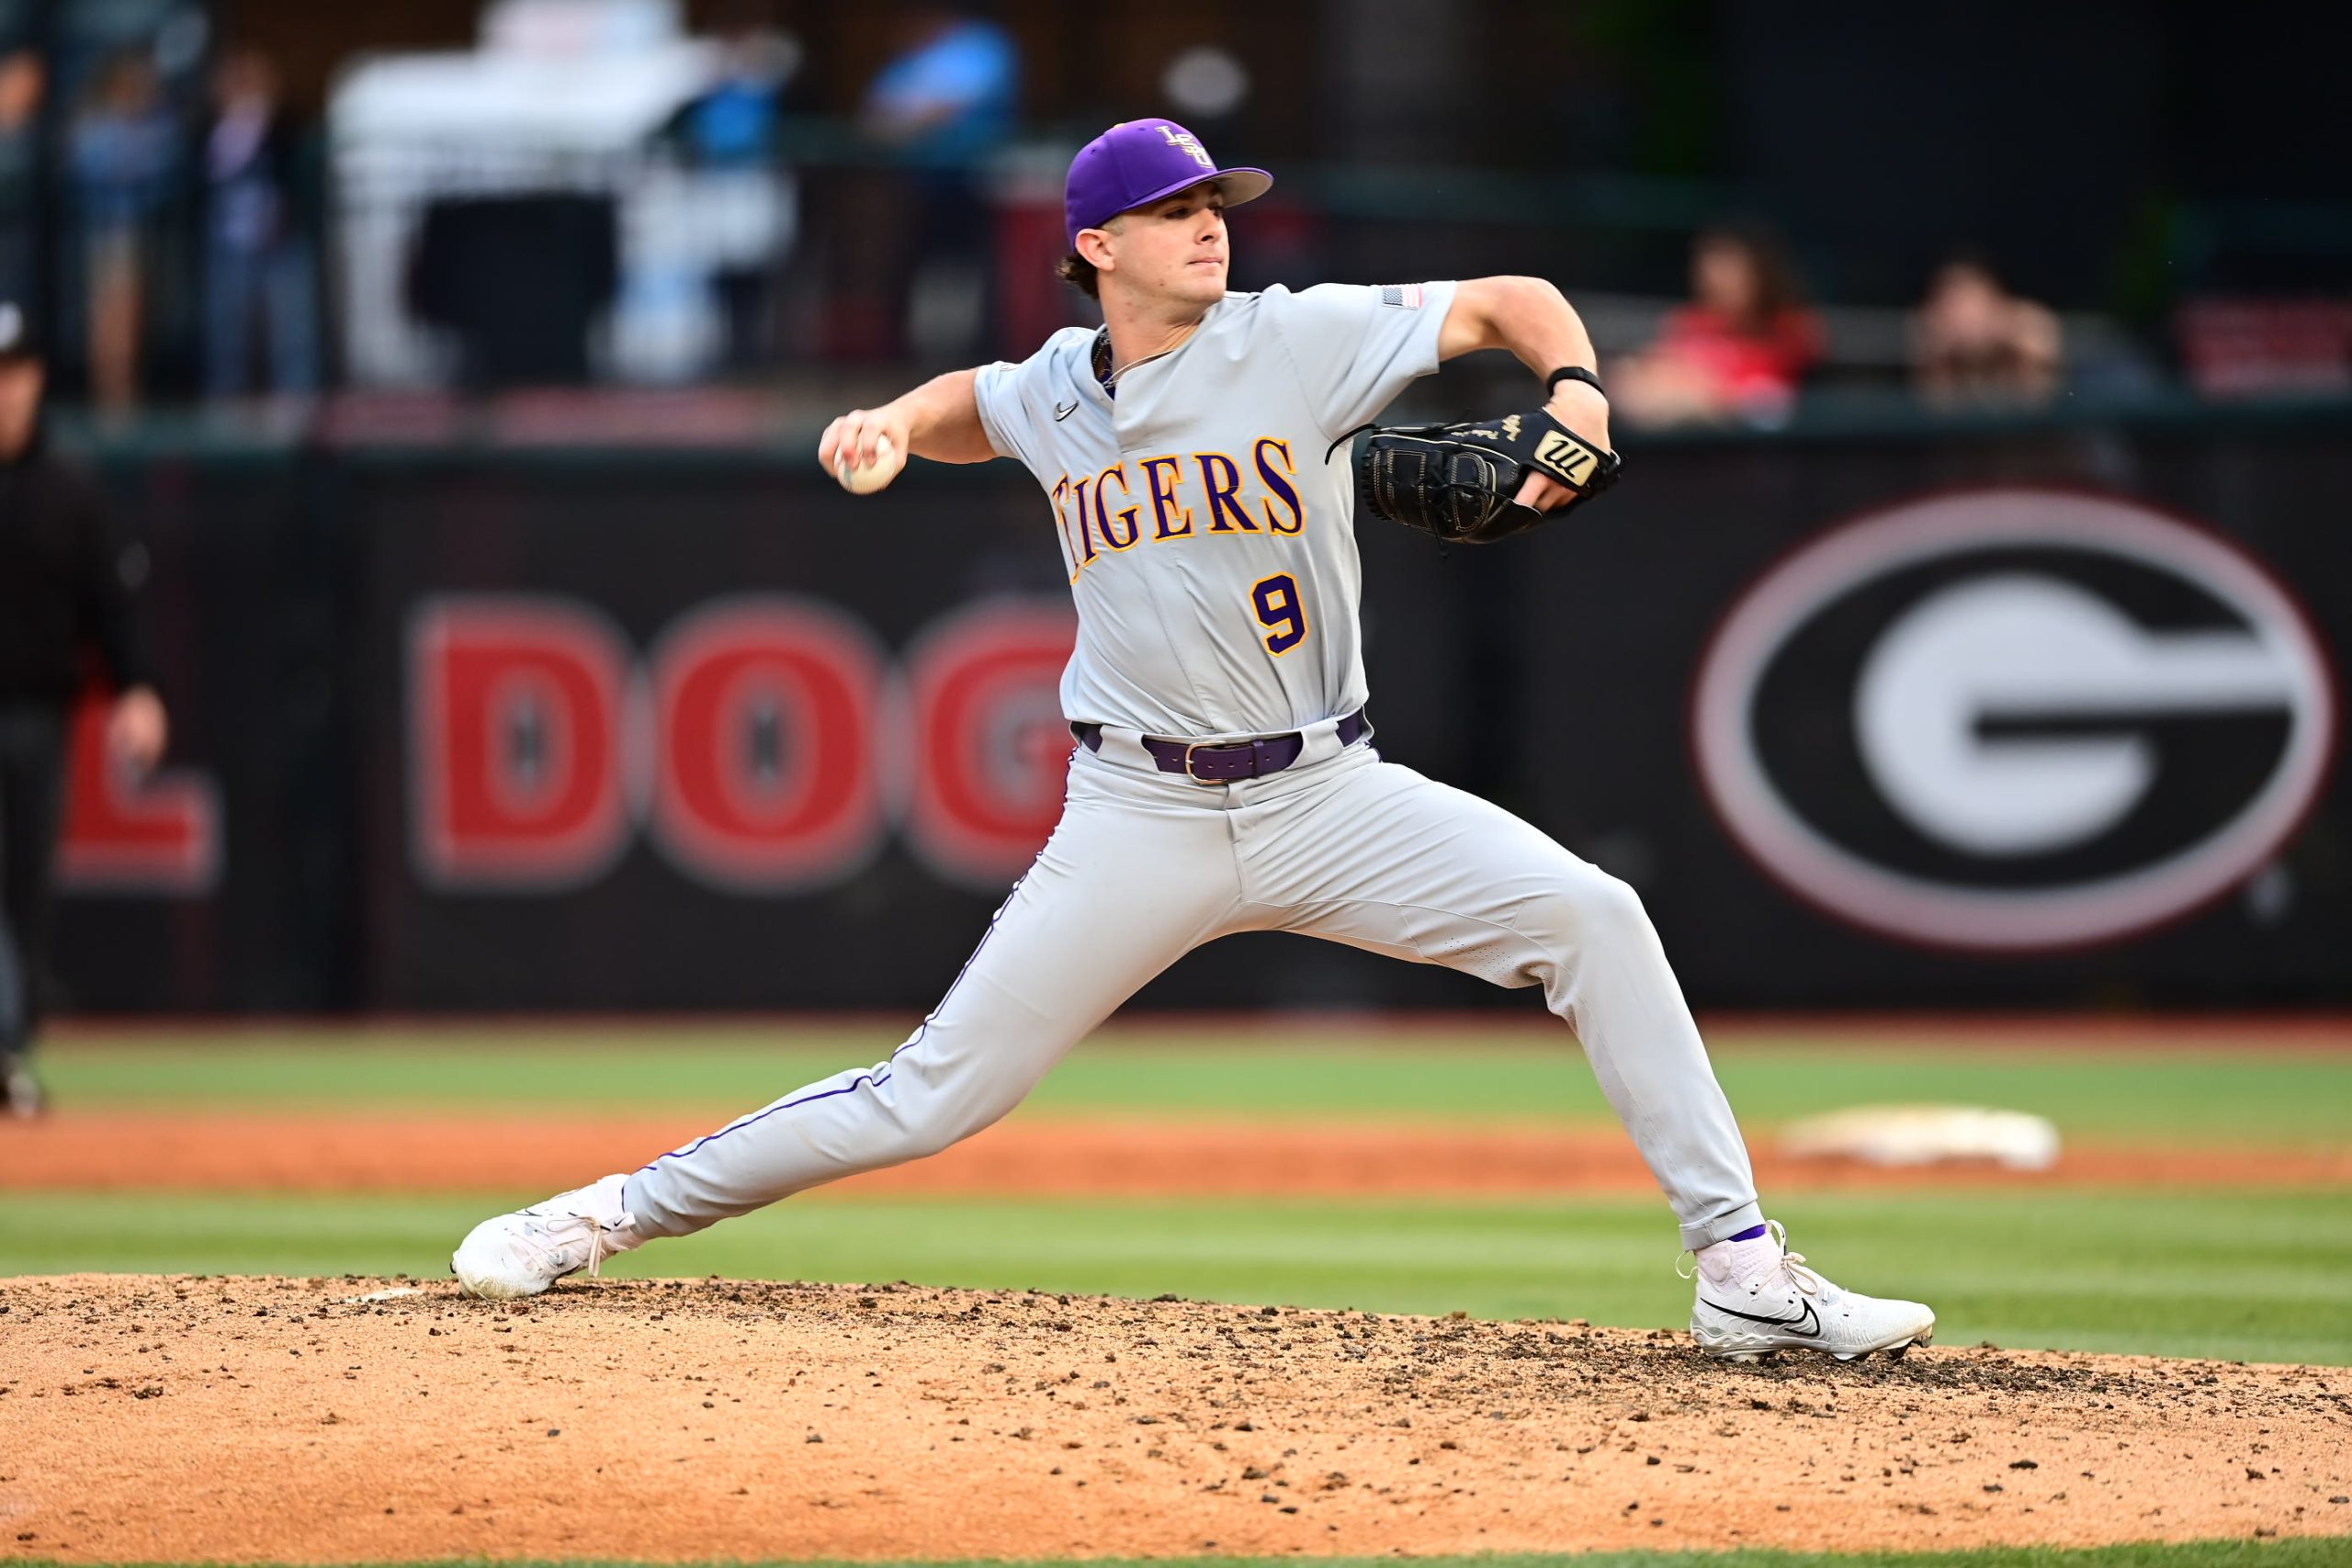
[454, 120, 1934, 1361]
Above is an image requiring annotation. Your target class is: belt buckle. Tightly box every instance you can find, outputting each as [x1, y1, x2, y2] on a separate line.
[1182, 739, 1250, 781]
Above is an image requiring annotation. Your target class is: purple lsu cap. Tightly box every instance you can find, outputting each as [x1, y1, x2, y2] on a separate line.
[1064, 119, 1272, 249]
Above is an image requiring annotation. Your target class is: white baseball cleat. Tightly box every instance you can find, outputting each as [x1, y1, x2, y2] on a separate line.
[1686, 1220, 1934, 1362]
[451, 1173, 643, 1300]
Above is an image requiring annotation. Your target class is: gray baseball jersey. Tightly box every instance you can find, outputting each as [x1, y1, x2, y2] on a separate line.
[973, 280, 1459, 739]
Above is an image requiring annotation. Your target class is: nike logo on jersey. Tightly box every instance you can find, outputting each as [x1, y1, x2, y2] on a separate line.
[1054, 400, 1079, 421]
[1700, 1295, 1823, 1337]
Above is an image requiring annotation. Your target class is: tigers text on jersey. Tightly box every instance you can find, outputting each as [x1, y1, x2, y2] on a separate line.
[973, 280, 1457, 740]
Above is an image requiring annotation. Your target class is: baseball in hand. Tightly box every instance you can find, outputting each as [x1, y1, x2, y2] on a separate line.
[835, 434, 903, 495]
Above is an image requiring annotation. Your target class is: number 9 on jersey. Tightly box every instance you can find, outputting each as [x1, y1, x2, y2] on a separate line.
[1250, 573, 1309, 656]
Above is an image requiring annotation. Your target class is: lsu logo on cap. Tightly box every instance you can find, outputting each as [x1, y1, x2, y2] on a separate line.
[1157, 123, 1216, 170]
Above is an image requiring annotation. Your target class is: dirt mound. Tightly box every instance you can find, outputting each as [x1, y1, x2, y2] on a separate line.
[2, 1276, 2346, 1562]
[4, 1113, 2336, 1196]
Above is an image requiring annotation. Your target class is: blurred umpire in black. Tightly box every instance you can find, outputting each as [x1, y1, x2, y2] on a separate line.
[0, 300, 167, 1117]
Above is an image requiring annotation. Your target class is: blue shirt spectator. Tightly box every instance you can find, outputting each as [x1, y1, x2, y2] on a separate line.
[861, 12, 1018, 168]
[70, 55, 180, 237]
[673, 27, 798, 170]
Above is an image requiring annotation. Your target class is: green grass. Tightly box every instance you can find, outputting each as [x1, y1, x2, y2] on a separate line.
[33, 1026, 2352, 1145]
[9, 1026, 2349, 1369]
[6, 1187, 2346, 1366]
[12, 1544, 2351, 1567]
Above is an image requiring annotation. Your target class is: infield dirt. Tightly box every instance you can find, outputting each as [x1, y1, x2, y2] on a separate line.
[2, 1275, 2346, 1562]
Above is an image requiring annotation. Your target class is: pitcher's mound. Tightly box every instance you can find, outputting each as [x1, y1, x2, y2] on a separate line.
[2, 1275, 2344, 1562]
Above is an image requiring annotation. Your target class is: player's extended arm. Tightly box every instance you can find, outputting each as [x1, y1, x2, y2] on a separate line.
[818, 367, 1000, 477]
[1437, 276, 1612, 511]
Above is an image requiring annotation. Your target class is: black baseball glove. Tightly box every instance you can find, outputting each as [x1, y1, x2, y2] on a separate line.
[1343, 407, 1622, 545]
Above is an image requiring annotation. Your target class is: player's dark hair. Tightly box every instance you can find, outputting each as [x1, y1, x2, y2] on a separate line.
[1057, 215, 1125, 299]
[1056, 250, 1102, 299]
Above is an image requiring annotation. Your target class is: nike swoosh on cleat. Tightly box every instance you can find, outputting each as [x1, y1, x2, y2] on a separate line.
[1054, 400, 1079, 421]
[1701, 1296, 1822, 1337]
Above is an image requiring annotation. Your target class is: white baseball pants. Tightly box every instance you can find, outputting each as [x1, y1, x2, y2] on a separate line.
[626, 720, 1765, 1252]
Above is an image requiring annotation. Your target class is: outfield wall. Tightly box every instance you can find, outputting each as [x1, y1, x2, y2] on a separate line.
[47, 404, 2351, 1012]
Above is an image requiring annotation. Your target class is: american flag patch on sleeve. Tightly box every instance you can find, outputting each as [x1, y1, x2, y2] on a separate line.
[1378, 284, 1425, 309]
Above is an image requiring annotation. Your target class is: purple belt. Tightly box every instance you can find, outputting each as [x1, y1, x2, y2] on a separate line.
[1074, 709, 1368, 782]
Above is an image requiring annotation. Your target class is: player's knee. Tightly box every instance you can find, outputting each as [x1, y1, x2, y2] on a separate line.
[1538, 867, 1651, 950]
[1587, 871, 1651, 933]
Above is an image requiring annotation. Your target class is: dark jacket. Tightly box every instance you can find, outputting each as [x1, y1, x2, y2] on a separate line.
[200, 107, 320, 253]
[0, 432, 153, 705]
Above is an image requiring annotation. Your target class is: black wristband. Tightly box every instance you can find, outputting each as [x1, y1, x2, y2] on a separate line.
[1546, 365, 1605, 399]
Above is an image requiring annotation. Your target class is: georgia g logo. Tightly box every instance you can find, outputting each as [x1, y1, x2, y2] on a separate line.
[1690, 489, 2336, 952]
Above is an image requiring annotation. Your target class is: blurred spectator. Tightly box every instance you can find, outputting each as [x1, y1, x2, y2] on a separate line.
[0, 51, 43, 312]
[661, 4, 800, 373]
[69, 50, 183, 412]
[1910, 254, 2062, 408]
[842, 5, 1019, 361]
[0, 302, 166, 1118]
[200, 46, 319, 400]
[670, 13, 793, 170]
[1613, 226, 1821, 427]
[861, 6, 1018, 165]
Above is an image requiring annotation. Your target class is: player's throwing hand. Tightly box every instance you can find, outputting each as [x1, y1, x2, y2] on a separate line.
[820, 408, 912, 495]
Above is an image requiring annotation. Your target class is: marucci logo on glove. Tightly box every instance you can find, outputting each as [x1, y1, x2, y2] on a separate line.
[1690, 489, 2336, 952]
[1533, 430, 1600, 486]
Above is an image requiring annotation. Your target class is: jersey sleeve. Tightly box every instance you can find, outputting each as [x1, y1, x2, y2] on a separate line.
[972, 331, 1080, 478]
[1272, 280, 1459, 437]
[970, 358, 1034, 469]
